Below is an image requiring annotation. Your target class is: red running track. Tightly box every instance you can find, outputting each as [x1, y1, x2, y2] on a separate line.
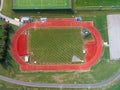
[17, 34, 28, 56]
[11, 18, 103, 71]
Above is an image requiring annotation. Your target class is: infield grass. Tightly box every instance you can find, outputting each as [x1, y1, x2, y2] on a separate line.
[28, 28, 84, 64]
[13, 0, 71, 9]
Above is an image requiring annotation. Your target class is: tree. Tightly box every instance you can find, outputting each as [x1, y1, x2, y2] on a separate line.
[3, 23, 14, 32]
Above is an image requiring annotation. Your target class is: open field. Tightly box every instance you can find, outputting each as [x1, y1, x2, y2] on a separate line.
[13, 0, 71, 9]
[1, 77, 120, 90]
[28, 28, 84, 64]
[76, 0, 120, 6]
[75, 0, 120, 11]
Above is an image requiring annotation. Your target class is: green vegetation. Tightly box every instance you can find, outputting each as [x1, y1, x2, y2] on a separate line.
[29, 28, 84, 64]
[13, 0, 71, 9]
[0, 20, 19, 77]
[76, 0, 120, 6]
[108, 80, 120, 90]
[75, 0, 120, 11]
[2, 0, 73, 18]
[0, 23, 14, 62]
[0, 26, 5, 61]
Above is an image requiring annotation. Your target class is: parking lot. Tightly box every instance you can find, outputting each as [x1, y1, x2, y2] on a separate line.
[107, 15, 120, 60]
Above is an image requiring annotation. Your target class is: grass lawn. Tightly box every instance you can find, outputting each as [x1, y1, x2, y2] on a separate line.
[13, 0, 71, 9]
[76, 0, 120, 7]
[108, 80, 120, 90]
[74, 0, 120, 11]
[28, 28, 84, 64]
[0, 28, 4, 36]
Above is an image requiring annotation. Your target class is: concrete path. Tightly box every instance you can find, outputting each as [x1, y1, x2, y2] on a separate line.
[0, 13, 22, 26]
[0, 0, 3, 11]
[0, 0, 22, 26]
[0, 70, 120, 88]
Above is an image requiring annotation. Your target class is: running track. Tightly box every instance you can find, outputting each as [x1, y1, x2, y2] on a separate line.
[0, 1, 119, 88]
[11, 18, 103, 71]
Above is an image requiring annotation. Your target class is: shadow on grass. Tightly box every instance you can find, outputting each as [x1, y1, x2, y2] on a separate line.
[0, 52, 13, 70]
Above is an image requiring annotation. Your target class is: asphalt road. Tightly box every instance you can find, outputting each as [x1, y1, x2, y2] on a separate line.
[0, 0, 22, 26]
[0, 70, 120, 88]
[0, 13, 22, 26]
[0, 0, 3, 11]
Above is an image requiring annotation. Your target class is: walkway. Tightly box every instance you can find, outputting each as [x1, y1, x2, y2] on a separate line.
[0, 13, 22, 26]
[0, 70, 120, 88]
[0, 0, 22, 26]
[0, 0, 3, 11]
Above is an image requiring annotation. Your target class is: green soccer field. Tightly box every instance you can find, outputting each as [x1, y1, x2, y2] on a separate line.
[28, 28, 84, 65]
[13, 0, 71, 9]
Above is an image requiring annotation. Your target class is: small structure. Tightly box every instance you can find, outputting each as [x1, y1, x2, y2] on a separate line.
[72, 55, 84, 63]
[5, 19, 9, 23]
[82, 30, 91, 37]
[14, 18, 20, 22]
[24, 56, 29, 63]
[83, 50, 86, 54]
[40, 18, 47, 22]
[104, 42, 109, 46]
[75, 17, 82, 22]
[34, 61, 37, 64]
[29, 18, 35, 22]
[21, 17, 30, 23]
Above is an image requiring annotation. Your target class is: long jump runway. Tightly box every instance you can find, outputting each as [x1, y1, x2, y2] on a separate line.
[107, 15, 120, 60]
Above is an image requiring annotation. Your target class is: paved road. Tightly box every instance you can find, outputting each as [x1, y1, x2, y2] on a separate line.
[0, 70, 120, 88]
[0, 0, 22, 26]
[0, 0, 3, 11]
[0, 13, 22, 26]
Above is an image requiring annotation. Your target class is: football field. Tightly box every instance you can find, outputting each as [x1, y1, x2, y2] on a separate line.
[28, 28, 84, 65]
[13, 0, 71, 9]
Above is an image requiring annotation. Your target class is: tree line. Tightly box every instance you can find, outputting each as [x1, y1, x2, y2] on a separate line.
[0, 23, 14, 63]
